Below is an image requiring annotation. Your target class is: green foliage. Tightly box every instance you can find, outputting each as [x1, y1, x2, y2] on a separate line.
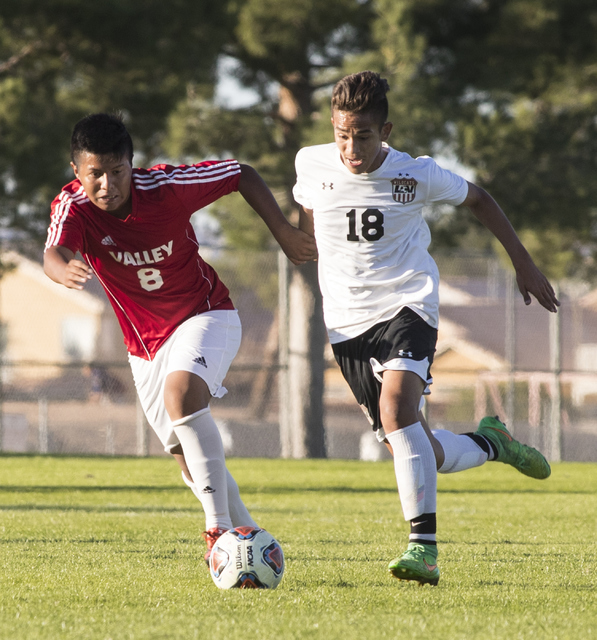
[367, 0, 597, 276]
[165, 99, 276, 166]
[359, 0, 447, 156]
[0, 455, 594, 639]
[0, 0, 231, 237]
[162, 0, 374, 248]
[2, 0, 597, 270]
[494, 227, 580, 280]
[229, 0, 372, 83]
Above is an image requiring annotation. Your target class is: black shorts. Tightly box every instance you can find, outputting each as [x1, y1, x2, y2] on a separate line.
[331, 307, 437, 432]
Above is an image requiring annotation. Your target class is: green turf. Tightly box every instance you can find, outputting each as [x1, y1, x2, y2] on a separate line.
[0, 455, 594, 639]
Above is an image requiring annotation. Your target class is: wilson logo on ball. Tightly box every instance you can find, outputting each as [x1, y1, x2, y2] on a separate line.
[209, 527, 285, 590]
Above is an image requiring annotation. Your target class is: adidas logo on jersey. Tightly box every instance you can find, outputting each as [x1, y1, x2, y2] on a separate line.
[101, 235, 117, 246]
[201, 486, 215, 494]
[193, 356, 207, 367]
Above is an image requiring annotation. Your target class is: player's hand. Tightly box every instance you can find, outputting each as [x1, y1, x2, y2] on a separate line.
[515, 258, 560, 313]
[277, 226, 318, 265]
[63, 259, 93, 290]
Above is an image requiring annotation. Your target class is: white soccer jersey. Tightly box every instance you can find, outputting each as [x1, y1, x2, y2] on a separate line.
[293, 142, 468, 343]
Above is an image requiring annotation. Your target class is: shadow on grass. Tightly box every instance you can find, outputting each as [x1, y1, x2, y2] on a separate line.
[0, 503, 197, 513]
[0, 485, 184, 493]
[244, 485, 593, 495]
[0, 484, 591, 495]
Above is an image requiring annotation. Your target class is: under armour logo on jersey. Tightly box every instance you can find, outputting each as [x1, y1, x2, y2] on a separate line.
[398, 350, 413, 358]
[101, 235, 117, 246]
[193, 356, 207, 367]
[201, 486, 215, 494]
[322, 182, 334, 190]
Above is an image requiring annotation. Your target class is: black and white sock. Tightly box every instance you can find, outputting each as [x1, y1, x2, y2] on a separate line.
[409, 512, 437, 545]
[432, 429, 491, 473]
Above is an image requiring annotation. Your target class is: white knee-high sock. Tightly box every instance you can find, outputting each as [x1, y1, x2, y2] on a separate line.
[172, 408, 232, 531]
[432, 429, 488, 473]
[181, 470, 257, 528]
[386, 422, 437, 520]
[224, 470, 258, 528]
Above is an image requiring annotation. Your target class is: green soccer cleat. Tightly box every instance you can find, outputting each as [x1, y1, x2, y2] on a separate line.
[476, 416, 551, 480]
[388, 542, 440, 586]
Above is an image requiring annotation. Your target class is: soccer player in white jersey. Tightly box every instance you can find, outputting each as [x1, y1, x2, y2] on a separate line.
[293, 71, 559, 585]
[44, 113, 317, 565]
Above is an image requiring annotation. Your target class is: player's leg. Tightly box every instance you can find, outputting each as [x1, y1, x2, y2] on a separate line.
[384, 396, 488, 472]
[131, 310, 255, 562]
[384, 411, 488, 472]
[381, 371, 436, 527]
[178, 455, 257, 528]
[395, 392, 548, 477]
[473, 415, 551, 479]
[131, 355, 231, 558]
[382, 399, 445, 466]
[420, 408, 550, 479]
[164, 370, 232, 532]
[380, 370, 440, 586]
[331, 309, 440, 584]
[416, 409, 490, 472]
[163, 311, 249, 560]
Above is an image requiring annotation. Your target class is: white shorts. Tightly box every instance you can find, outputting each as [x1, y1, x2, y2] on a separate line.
[129, 310, 241, 452]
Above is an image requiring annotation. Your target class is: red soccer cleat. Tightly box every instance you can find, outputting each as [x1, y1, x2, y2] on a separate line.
[202, 527, 228, 566]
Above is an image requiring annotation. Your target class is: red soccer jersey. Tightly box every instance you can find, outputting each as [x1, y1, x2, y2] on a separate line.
[45, 160, 240, 360]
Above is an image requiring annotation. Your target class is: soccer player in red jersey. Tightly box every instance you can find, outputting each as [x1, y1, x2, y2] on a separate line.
[44, 113, 317, 564]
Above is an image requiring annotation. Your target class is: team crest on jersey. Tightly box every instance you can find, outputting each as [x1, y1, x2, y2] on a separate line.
[391, 175, 418, 204]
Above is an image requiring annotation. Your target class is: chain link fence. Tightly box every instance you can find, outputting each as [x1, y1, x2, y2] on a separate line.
[1, 250, 596, 461]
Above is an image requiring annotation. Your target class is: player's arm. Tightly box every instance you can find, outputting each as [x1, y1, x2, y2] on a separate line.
[298, 206, 318, 260]
[298, 206, 315, 237]
[461, 181, 559, 312]
[43, 245, 93, 290]
[237, 164, 317, 265]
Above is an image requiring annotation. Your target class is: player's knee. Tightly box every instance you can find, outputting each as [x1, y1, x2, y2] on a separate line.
[164, 371, 210, 420]
[379, 397, 419, 431]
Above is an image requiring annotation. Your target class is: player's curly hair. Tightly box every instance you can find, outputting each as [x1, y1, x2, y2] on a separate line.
[331, 71, 390, 128]
[70, 112, 134, 166]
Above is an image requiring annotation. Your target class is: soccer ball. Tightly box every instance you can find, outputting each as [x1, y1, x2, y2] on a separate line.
[209, 526, 284, 590]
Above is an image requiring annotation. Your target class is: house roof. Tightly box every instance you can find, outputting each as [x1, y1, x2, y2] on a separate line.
[4, 251, 105, 314]
[438, 276, 597, 372]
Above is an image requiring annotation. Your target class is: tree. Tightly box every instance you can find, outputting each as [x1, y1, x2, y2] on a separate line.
[368, 0, 597, 279]
[0, 0, 230, 243]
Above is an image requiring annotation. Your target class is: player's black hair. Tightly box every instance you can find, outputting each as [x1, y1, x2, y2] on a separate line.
[331, 71, 390, 128]
[70, 112, 134, 166]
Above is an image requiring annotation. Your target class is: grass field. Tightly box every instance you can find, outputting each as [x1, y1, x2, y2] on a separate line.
[0, 455, 594, 640]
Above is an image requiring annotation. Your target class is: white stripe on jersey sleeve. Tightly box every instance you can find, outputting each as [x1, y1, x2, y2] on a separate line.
[134, 161, 241, 191]
[134, 161, 239, 181]
[135, 164, 240, 186]
[45, 186, 88, 249]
